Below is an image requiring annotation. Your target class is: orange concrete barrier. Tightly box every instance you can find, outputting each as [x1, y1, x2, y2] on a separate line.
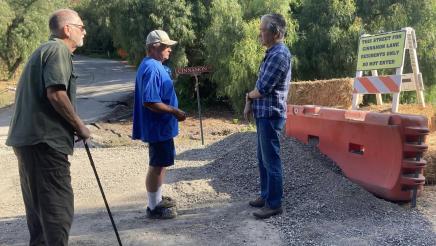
[286, 105, 429, 201]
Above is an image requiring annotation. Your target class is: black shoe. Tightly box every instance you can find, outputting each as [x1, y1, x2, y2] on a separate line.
[253, 206, 282, 219]
[249, 197, 265, 208]
[146, 206, 177, 219]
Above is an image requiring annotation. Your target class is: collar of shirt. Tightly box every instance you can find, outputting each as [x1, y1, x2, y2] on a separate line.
[49, 36, 74, 56]
[265, 42, 284, 55]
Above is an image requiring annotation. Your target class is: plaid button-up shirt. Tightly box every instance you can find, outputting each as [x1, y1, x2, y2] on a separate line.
[252, 43, 292, 118]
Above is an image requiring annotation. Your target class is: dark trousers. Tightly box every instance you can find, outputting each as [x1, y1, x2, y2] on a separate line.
[13, 143, 74, 246]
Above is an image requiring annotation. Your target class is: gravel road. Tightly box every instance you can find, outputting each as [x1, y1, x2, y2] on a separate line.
[1, 130, 435, 245]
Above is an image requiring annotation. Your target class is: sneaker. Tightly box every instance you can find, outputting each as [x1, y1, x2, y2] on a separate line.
[253, 206, 283, 219]
[249, 197, 265, 208]
[158, 196, 176, 208]
[146, 206, 177, 219]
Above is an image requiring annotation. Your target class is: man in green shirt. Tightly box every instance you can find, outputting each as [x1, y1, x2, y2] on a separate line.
[6, 9, 90, 245]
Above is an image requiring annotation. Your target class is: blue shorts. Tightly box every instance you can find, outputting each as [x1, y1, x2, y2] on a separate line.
[148, 139, 175, 167]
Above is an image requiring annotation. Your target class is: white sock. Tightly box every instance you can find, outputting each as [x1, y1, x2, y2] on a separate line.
[147, 186, 162, 210]
[156, 186, 162, 203]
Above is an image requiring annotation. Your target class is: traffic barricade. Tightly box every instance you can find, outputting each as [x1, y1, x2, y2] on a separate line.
[286, 105, 429, 201]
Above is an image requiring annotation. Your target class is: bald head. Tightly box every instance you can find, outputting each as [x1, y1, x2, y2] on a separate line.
[49, 9, 80, 37]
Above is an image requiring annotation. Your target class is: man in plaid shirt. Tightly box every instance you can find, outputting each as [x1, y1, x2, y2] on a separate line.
[244, 13, 292, 219]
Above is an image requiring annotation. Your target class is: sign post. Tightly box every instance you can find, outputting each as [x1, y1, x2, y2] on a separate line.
[175, 65, 212, 145]
[352, 27, 425, 112]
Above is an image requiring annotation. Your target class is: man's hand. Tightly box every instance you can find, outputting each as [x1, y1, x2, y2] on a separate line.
[76, 124, 91, 140]
[173, 108, 187, 122]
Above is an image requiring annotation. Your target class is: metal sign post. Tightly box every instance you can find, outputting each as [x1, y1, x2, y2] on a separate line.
[194, 74, 204, 145]
[175, 65, 212, 145]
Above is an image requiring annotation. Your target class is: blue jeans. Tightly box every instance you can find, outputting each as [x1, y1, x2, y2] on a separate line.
[255, 117, 285, 209]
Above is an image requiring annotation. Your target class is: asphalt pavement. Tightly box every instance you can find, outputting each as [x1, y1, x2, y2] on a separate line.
[0, 55, 136, 146]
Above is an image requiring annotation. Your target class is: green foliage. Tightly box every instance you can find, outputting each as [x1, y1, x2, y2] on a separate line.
[173, 1, 213, 107]
[73, 0, 114, 56]
[204, 0, 297, 112]
[226, 19, 264, 112]
[0, 0, 68, 80]
[3, 0, 435, 112]
[106, 0, 194, 69]
[292, 0, 362, 80]
[204, 0, 244, 100]
[425, 85, 436, 105]
[356, 0, 436, 87]
[0, 0, 14, 79]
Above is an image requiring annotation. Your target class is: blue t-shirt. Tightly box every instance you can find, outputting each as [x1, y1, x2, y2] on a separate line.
[132, 57, 178, 143]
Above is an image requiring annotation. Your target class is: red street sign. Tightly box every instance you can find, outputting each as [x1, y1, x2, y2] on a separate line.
[175, 65, 212, 75]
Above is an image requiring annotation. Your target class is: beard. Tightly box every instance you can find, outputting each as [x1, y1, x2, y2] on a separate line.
[70, 36, 84, 48]
[76, 39, 84, 47]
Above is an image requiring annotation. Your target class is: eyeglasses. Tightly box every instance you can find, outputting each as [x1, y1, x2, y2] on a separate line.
[67, 23, 86, 32]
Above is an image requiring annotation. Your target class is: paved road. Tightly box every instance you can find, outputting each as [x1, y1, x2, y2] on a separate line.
[0, 55, 136, 146]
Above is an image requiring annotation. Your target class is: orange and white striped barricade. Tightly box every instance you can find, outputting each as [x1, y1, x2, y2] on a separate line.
[286, 105, 429, 202]
[353, 75, 401, 94]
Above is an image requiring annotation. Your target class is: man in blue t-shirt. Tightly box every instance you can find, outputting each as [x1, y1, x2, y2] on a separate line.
[132, 30, 186, 219]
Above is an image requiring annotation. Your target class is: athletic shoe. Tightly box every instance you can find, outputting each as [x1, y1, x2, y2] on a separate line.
[146, 206, 177, 219]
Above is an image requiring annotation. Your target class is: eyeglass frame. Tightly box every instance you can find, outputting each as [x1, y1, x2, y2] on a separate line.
[67, 23, 86, 32]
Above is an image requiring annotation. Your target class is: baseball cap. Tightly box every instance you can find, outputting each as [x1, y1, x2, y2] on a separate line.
[146, 30, 178, 46]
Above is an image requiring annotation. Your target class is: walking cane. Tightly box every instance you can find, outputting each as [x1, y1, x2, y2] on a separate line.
[83, 140, 123, 246]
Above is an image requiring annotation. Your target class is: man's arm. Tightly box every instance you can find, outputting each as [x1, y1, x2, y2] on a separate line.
[144, 102, 186, 122]
[247, 89, 262, 100]
[46, 86, 90, 139]
[255, 53, 289, 96]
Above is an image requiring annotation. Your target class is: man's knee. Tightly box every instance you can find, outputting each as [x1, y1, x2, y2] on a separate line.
[149, 166, 165, 176]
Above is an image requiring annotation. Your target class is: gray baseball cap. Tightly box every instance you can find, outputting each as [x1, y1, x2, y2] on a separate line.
[146, 30, 177, 46]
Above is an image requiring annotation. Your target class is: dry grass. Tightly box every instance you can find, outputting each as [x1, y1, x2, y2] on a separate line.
[424, 133, 436, 185]
[362, 104, 436, 131]
[288, 78, 354, 109]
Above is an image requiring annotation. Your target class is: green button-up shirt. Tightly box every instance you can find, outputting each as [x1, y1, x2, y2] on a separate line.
[6, 37, 77, 155]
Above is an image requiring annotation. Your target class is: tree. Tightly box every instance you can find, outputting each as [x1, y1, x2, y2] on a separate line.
[0, 0, 14, 79]
[292, 0, 362, 81]
[204, 0, 297, 112]
[107, 0, 194, 69]
[356, 0, 436, 93]
[0, 0, 68, 80]
[204, 0, 244, 101]
[73, 0, 114, 55]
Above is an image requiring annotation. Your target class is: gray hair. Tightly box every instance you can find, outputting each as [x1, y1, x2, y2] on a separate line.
[146, 42, 162, 54]
[49, 9, 80, 37]
[261, 13, 287, 40]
